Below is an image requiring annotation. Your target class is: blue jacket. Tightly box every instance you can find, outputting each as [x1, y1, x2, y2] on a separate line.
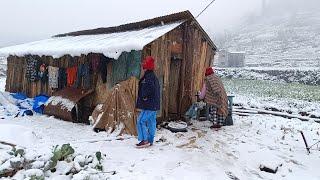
[136, 70, 160, 111]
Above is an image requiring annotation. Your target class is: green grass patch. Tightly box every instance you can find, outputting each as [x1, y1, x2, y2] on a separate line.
[222, 78, 320, 102]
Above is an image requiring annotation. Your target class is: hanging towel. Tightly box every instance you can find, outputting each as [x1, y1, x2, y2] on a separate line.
[58, 68, 67, 89]
[48, 66, 59, 88]
[67, 66, 78, 87]
[91, 54, 101, 72]
[76, 64, 91, 89]
[26, 56, 38, 82]
[99, 56, 111, 83]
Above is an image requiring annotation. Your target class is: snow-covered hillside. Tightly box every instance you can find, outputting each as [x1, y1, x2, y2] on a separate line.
[0, 57, 6, 77]
[223, 10, 320, 68]
[217, 67, 320, 85]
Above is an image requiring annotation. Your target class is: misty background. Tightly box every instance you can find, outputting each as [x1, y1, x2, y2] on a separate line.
[0, 0, 319, 49]
[0, 0, 260, 48]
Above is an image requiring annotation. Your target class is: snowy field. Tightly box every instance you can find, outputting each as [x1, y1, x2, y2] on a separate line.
[0, 77, 319, 179]
[1, 112, 320, 180]
[222, 78, 320, 118]
[217, 68, 320, 86]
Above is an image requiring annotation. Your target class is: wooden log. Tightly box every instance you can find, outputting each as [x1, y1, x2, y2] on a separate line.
[178, 23, 188, 114]
[0, 141, 16, 147]
[197, 41, 207, 91]
[233, 107, 320, 122]
[162, 35, 170, 118]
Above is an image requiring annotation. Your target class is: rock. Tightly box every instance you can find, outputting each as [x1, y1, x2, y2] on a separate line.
[0, 160, 14, 177]
[31, 161, 46, 169]
[73, 161, 82, 173]
[24, 169, 44, 179]
[84, 156, 93, 165]
[72, 170, 91, 180]
[74, 155, 86, 167]
[55, 161, 74, 175]
[259, 164, 280, 174]
[9, 157, 24, 170]
[48, 175, 71, 180]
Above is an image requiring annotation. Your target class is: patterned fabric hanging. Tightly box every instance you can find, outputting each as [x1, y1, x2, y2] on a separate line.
[25, 56, 38, 82]
[48, 66, 59, 89]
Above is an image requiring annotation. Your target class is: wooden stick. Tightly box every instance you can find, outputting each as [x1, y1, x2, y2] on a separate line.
[233, 107, 320, 123]
[300, 131, 310, 154]
[88, 171, 117, 175]
[233, 112, 250, 116]
[0, 141, 16, 147]
[70, 136, 134, 144]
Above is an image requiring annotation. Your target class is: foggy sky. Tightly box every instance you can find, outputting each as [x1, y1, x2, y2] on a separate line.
[0, 0, 263, 48]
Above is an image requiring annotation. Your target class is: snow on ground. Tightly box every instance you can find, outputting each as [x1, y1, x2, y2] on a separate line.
[0, 124, 36, 147]
[0, 69, 319, 179]
[0, 111, 320, 179]
[217, 67, 320, 86]
[221, 77, 320, 118]
[0, 78, 5, 92]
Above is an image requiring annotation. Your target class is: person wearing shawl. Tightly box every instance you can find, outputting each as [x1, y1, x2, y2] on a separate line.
[199, 67, 228, 129]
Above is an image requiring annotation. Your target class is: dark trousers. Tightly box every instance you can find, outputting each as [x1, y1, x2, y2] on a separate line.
[208, 105, 225, 126]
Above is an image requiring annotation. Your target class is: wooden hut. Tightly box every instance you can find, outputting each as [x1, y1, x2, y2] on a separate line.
[217, 50, 245, 67]
[0, 10, 217, 124]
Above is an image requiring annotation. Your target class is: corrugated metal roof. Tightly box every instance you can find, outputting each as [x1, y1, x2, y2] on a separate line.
[44, 87, 94, 122]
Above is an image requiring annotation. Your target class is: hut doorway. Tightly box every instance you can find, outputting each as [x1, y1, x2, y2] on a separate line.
[168, 57, 181, 115]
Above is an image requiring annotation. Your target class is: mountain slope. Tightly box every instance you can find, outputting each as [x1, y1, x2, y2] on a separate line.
[224, 10, 320, 68]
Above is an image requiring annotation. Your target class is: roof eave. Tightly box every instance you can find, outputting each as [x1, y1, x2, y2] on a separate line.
[183, 11, 217, 51]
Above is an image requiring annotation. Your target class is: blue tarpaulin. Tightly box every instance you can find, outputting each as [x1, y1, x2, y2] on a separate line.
[11, 93, 27, 100]
[10, 93, 49, 115]
[33, 95, 49, 114]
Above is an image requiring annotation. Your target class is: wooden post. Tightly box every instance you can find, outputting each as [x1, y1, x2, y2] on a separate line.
[300, 131, 311, 154]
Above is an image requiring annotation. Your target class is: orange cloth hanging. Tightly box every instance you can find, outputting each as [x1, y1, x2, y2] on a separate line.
[67, 66, 77, 87]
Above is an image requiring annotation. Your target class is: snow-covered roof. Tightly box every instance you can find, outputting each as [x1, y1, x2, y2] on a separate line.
[0, 22, 183, 59]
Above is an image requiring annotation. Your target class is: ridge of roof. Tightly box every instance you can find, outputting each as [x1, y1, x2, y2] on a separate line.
[55, 11, 192, 37]
[54, 10, 216, 50]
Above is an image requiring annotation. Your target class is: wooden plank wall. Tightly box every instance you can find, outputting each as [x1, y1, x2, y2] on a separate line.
[142, 26, 184, 119]
[179, 21, 215, 114]
[6, 54, 103, 98]
[142, 22, 215, 119]
[142, 34, 170, 118]
[6, 22, 215, 120]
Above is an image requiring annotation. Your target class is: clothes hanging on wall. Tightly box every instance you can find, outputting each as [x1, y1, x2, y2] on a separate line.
[99, 56, 111, 83]
[76, 64, 91, 89]
[67, 66, 77, 87]
[58, 68, 67, 89]
[26, 56, 39, 82]
[112, 50, 141, 86]
[38, 63, 48, 84]
[48, 66, 59, 89]
[91, 54, 101, 72]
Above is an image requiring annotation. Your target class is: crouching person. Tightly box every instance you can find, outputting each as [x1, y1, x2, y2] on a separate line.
[135, 56, 160, 148]
[200, 67, 228, 129]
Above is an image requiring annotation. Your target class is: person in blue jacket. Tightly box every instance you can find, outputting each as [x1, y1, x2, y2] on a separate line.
[136, 56, 160, 148]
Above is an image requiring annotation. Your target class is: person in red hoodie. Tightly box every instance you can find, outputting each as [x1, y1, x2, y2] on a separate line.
[135, 56, 160, 148]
